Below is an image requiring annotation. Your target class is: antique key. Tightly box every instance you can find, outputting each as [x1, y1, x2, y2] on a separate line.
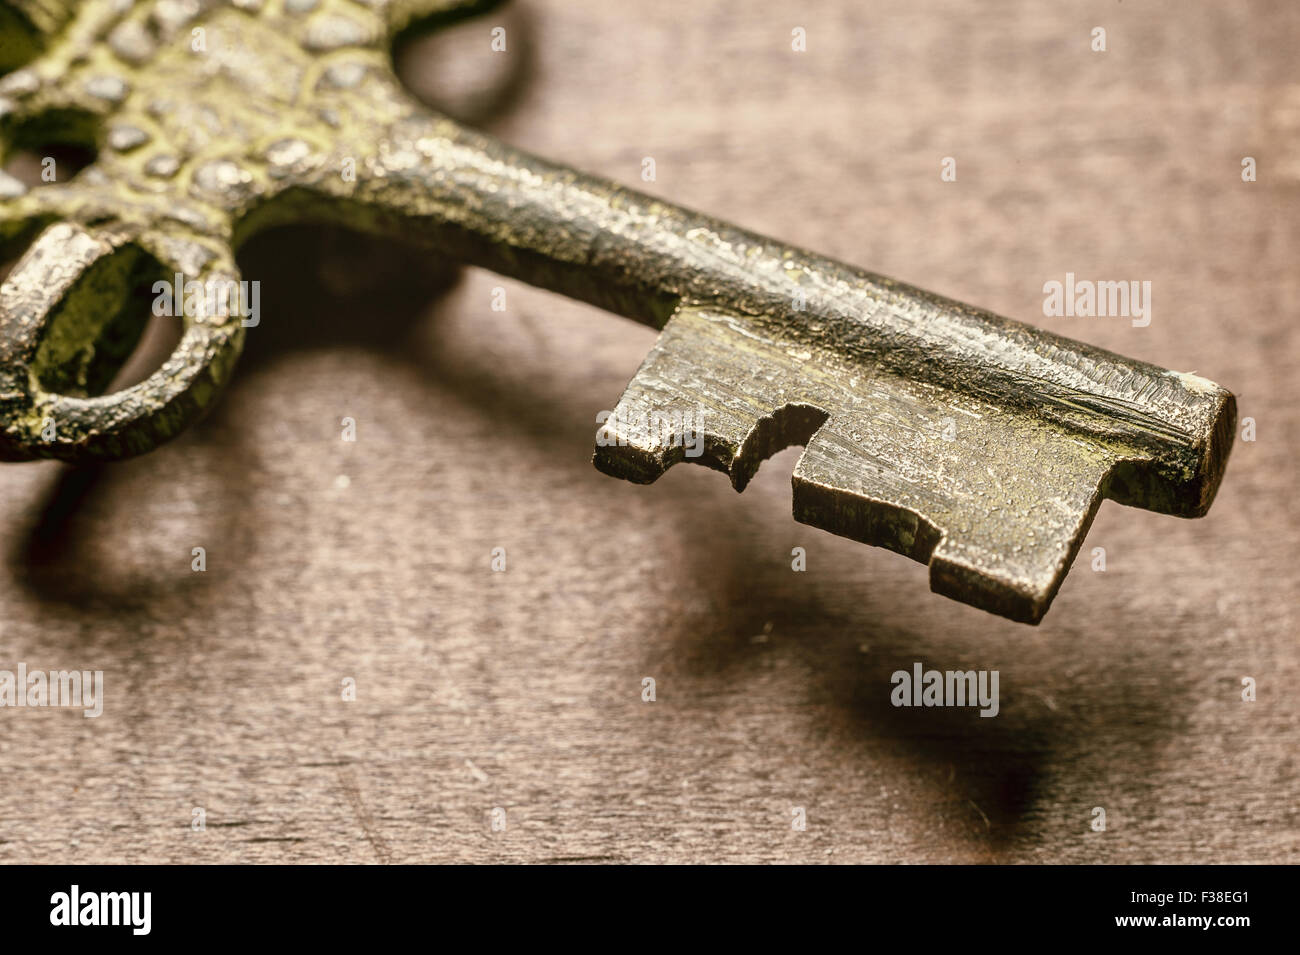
[0, 0, 1234, 623]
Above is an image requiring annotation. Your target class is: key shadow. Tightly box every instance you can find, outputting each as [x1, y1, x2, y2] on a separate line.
[645, 535, 1185, 855]
[392, 0, 537, 130]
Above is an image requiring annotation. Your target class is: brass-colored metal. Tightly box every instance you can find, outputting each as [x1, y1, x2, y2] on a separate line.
[0, 0, 1234, 622]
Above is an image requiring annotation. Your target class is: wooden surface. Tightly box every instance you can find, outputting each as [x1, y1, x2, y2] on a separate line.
[1, 0, 1297, 863]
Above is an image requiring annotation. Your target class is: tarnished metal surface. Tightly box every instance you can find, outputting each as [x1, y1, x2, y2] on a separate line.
[0, 0, 1234, 621]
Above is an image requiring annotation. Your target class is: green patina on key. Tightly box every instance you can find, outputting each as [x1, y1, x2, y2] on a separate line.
[0, 0, 1235, 622]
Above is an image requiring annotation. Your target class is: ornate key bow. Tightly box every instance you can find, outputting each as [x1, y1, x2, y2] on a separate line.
[0, 0, 1235, 622]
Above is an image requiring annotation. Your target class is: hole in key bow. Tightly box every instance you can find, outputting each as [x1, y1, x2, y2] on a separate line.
[1, 107, 99, 190]
[391, 0, 534, 128]
[29, 241, 176, 398]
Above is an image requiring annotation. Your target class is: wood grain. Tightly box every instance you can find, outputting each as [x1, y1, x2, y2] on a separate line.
[0, 0, 1296, 863]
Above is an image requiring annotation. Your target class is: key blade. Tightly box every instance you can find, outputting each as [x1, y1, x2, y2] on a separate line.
[595, 302, 1234, 624]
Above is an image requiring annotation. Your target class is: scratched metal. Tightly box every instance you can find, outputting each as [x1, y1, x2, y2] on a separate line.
[0, 0, 1234, 622]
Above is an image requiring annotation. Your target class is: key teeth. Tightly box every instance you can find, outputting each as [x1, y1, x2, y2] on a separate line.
[592, 416, 739, 486]
[595, 393, 1096, 625]
[929, 547, 1054, 625]
[593, 400, 830, 491]
[790, 471, 943, 564]
[592, 439, 676, 485]
[596, 418, 1081, 625]
[789, 419, 1111, 625]
[792, 469, 1082, 626]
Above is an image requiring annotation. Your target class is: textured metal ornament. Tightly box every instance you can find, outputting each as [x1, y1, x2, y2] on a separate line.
[0, 0, 1234, 622]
